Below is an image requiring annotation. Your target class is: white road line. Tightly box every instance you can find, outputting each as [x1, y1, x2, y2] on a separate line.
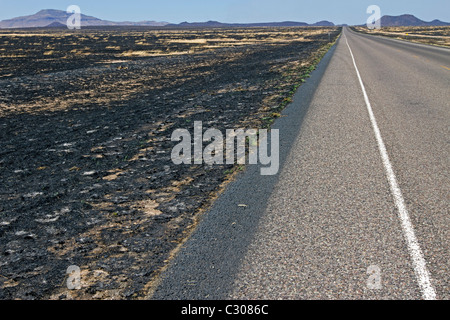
[343, 31, 437, 300]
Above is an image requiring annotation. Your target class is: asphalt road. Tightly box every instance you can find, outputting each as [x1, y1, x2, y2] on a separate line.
[151, 27, 449, 300]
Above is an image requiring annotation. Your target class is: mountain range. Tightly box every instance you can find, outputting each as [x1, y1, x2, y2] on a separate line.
[376, 14, 450, 27]
[0, 9, 335, 28]
[166, 20, 335, 28]
[0, 10, 448, 29]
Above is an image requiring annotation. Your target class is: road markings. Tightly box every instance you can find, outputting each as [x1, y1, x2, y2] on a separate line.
[343, 32, 437, 300]
[441, 65, 450, 71]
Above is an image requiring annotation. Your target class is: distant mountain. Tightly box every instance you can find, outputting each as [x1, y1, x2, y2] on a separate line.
[0, 9, 168, 29]
[166, 20, 334, 28]
[311, 20, 335, 27]
[45, 21, 67, 28]
[370, 14, 450, 27]
[172, 21, 230, 28]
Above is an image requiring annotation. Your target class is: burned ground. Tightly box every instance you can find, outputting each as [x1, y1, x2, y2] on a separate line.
[0, 26, 340, 299]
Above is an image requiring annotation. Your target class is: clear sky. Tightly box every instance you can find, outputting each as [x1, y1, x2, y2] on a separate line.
[0, 0, 449, 25]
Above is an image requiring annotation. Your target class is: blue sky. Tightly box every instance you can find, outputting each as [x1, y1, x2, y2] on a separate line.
[0, 0, 449, 25]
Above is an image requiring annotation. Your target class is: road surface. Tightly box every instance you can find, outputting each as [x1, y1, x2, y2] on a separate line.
[151, 27, 449, 300]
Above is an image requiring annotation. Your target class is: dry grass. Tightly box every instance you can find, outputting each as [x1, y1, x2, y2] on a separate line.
[119, 50, 191, 57]
[353, 26, 450, 47]
[0, 27, 337, 80]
